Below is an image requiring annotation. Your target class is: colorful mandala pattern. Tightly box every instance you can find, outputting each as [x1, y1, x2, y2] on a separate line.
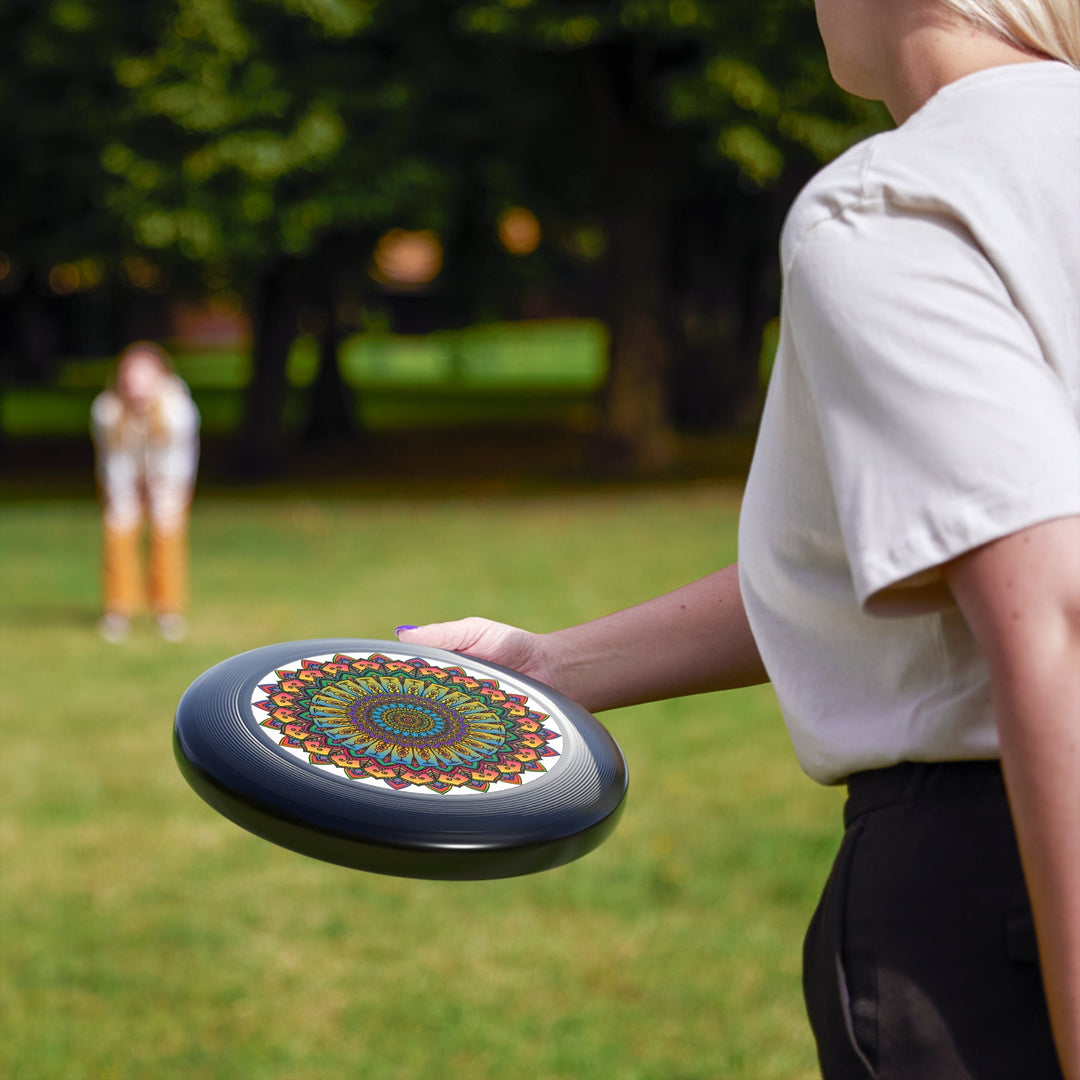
[251, 653, 562, 795]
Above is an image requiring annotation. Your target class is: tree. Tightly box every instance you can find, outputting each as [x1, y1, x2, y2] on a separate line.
[94, 0, 557, 472]
[452, 0, 890, 469]
[0, 0, 179, 379]
[2, 0, 889, 474]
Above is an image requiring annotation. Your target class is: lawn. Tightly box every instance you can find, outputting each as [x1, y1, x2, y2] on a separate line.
[0, 483, 842, 1079]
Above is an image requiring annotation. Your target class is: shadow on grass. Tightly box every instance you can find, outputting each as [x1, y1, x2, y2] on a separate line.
[1, 425, 758, 503]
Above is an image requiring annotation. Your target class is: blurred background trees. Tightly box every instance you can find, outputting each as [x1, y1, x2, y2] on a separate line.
[1, 0, 888, 475]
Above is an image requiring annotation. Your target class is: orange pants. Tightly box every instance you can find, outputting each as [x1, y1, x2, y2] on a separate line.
[102, 518, 188, 618]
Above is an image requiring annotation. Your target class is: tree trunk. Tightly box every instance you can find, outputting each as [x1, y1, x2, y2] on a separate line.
[2, 279, 60, 384]
[669, 187, 781, 432]
[585, 42, 677, 475]
[231, 257, 304, 479]
[302, 304, 355, 447]
[603, 189, 675, 471]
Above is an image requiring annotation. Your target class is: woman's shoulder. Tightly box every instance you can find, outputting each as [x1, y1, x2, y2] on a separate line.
[779, 136, 885, 270]
[782, 61, 1079, 273]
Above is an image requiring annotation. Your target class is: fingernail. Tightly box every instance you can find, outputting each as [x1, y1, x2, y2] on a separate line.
[395, 625, 418, 635]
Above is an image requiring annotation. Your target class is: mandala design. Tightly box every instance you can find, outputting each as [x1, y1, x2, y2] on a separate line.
[251, 653, 562, 795]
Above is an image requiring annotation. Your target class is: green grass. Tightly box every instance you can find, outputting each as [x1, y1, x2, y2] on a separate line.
[0, 486, 842, 1079]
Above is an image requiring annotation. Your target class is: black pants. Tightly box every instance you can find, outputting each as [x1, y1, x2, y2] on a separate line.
[803, 761, 1063, 1080]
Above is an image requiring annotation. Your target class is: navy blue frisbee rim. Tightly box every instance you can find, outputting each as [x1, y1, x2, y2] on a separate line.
[173, 639, 628, 880]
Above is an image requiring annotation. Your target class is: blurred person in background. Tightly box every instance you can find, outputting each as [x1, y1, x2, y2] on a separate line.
[398, 0, 1080, 1077]
[91, 341, 200, 643]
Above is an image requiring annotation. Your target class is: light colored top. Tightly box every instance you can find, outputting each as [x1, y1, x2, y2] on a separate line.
[91, 375, 200, 531]
[739, 61, 1080, 785]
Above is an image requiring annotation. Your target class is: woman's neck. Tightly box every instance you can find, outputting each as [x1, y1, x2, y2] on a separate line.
[884, 13, 1047, 123]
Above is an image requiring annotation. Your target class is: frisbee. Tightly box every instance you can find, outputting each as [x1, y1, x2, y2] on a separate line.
[173, 639, 628, 880]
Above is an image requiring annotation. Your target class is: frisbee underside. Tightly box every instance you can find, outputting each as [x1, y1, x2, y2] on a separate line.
[174, 639, 628, 880]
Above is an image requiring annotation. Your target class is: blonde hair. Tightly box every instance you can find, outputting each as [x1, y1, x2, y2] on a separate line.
[938, 0, 1080, 66]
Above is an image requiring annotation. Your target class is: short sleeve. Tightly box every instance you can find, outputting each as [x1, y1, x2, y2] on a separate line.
[787, 201, 1080, 613]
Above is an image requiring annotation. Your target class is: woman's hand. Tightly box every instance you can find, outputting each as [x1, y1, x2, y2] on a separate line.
[396, 618, 563, 690]
[395, 563, 767, 714]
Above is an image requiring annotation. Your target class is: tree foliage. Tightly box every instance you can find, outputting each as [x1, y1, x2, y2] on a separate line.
[1, 0, 890, 470]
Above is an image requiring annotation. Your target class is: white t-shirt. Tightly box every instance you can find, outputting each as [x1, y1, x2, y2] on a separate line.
[739, 62, 1080, 785]
[92, 375, 200, 531]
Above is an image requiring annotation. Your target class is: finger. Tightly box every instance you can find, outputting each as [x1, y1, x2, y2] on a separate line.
[395, 619, 484, 652]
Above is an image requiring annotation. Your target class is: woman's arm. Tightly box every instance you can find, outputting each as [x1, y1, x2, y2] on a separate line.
[944, 515, 1080, 1080]
[397, 562, 768, 713]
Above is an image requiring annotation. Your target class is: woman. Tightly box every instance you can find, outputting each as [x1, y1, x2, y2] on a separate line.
[396, 1, 1079, 1076]
[91, 342, 200, 642]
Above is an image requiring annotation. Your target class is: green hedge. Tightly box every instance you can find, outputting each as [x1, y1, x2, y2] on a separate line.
[3, 320, 608, 436]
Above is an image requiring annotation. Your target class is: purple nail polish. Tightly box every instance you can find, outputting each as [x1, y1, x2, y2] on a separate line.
[395, 625, 418, 634]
